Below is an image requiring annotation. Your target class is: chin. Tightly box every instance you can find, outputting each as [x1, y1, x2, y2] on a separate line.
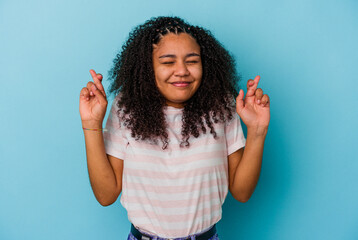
[172, 98, 190, 104]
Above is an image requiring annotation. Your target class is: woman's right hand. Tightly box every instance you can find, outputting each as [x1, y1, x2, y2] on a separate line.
[79, 69, 108, 127]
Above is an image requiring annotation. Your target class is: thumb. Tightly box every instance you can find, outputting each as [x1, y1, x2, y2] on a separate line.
[236, 89, 245, 114]
[91, 84, 107, 106]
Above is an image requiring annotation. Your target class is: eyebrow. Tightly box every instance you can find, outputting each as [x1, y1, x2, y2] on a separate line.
[158, 52, 200, 59]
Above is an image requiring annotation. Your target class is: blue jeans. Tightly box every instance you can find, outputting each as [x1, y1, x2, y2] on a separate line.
[126, 231, 220, 240]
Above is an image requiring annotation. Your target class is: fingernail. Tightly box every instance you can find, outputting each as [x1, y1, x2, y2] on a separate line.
[257, 99, 260, 104]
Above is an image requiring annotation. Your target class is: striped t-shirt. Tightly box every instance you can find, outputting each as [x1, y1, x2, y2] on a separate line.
[103, 95, 246, 238]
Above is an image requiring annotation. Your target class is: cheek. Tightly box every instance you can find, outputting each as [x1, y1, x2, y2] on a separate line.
[155, 67, 172, 84]
[190, 65, 203, 80]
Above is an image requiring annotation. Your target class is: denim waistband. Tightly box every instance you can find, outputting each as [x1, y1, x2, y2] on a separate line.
[130, 224, 217, 240]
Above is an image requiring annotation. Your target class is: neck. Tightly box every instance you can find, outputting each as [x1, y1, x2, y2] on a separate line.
[165, 101, 184, 109]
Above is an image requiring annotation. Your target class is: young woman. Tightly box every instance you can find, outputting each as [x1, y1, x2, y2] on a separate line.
[79, 16, 270, 240]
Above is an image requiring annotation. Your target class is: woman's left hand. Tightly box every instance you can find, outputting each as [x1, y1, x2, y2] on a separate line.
[236, 75, 270, 136]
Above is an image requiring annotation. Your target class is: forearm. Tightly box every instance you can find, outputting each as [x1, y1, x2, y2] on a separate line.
[232, 127, 267, 202]
[82, 122, 118, 205]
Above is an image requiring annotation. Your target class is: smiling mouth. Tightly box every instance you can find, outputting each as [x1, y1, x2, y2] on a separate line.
[171, 82, 191, 87]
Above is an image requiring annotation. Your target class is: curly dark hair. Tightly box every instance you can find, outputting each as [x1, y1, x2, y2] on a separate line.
[107, 16, 242, 149]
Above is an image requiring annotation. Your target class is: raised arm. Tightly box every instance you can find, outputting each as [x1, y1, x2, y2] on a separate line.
[79, 69, 123, 206]
[229, 75, 270, 202]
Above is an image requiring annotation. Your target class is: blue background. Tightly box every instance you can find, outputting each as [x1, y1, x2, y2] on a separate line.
[1, 0, 357, 239]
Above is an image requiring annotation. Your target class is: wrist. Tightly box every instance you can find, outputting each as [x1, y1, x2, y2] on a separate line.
[247, 126, 268, 138]
[81, 120, 103, 129]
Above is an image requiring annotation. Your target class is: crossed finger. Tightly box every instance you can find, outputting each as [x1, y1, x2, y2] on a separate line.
[246, 75, 260, 98]
[89, 69, 106, 97]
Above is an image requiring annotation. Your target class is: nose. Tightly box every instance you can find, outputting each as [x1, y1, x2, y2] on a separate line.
[174, 60, 190, 77]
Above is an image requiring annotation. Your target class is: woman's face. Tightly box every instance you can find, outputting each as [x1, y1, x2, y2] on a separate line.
[152, 33, 202, 108]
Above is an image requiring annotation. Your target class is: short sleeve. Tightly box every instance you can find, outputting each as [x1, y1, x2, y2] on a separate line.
[225, 111, 246, 156]
[103, 95, 128, 160]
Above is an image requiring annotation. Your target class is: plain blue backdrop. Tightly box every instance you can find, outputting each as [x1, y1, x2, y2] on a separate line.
[1, 0, 357, 239]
